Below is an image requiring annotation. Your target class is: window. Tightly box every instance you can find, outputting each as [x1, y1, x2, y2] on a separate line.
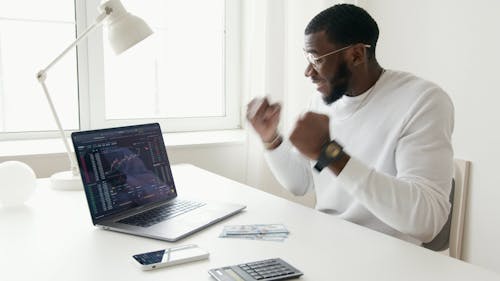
[0, 0, 240, 139]
[86, 0, 241, 132]
[0, 0, 78, 135]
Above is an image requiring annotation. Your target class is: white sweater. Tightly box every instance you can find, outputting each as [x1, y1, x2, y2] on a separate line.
[264, 70, 454, 244]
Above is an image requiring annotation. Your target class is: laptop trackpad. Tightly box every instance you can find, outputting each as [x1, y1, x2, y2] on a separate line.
[151, 206, 228, 237]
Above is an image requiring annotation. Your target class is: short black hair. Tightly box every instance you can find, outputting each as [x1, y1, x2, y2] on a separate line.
[305, 4, 379, 59]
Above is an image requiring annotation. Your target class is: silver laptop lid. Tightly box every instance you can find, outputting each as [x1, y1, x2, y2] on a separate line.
[71, 123, 177, 225]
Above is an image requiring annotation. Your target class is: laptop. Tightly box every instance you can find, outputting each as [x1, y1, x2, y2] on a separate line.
[71, 123, 246, 241]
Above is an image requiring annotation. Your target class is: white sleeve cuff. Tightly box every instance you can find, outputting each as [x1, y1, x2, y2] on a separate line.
[336, 156, 372, 195]
[263, 138, 314, 196]
[264, 137, 292, 159]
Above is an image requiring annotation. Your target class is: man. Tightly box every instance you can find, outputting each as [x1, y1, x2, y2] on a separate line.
[246, 4, 454, 245]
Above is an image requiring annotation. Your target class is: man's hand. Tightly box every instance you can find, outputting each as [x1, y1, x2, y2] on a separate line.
[289, 112, 330, 160]
[246, 97, 281, 142]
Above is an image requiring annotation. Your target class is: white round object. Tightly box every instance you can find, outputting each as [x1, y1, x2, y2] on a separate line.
[0, 161, 36, 206]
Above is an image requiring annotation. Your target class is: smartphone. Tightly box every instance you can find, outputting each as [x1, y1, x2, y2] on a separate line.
[132, 244, 209, 270]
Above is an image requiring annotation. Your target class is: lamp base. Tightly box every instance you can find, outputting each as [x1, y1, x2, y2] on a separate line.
[50, 171, 83, 191]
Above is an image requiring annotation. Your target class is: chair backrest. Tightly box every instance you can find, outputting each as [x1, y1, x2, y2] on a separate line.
[449, 159, 471, 259]
[422, 159, 470, 260]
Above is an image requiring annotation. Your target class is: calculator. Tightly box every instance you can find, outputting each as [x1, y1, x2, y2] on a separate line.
[208, 258, 303, 281]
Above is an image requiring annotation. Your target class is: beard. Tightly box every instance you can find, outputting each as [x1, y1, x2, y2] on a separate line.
[322, 61, 352, 105]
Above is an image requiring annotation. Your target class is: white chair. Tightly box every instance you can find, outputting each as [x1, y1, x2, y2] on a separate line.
[422, 159, 470, 260]
[449, 159, 471, 259]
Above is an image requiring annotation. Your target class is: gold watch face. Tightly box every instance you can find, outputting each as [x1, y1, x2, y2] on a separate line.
[325, 143, 341, 158]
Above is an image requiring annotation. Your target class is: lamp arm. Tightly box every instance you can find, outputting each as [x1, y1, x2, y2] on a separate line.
[39, 10, 109, 74]
[36, 9, 111, 176]
[37, 79, 80, 175]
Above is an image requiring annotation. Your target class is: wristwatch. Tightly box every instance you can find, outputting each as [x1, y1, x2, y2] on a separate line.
[314, 140, 344, 172]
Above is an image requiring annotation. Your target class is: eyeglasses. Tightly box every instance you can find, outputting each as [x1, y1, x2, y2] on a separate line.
[303, 44, 371, 68]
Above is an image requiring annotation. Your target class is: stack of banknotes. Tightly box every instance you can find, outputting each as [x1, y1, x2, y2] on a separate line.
[219, 224, 289, 241]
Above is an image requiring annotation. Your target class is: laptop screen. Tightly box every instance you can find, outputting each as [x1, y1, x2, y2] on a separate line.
[72, 123, 177, 223]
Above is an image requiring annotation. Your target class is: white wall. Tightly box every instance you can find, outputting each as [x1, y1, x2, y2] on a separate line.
[359, 0, 500, 273]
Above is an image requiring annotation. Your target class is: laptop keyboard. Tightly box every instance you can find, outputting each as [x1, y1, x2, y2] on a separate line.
[118, 200, 206, 228]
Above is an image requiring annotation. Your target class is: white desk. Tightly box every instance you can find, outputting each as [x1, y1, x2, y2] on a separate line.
[1, 164, 499, 281]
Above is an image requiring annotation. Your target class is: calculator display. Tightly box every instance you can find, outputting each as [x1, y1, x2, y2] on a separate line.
[224, 268, 246, 281]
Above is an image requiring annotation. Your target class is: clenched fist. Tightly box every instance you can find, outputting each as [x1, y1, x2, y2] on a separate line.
[289, 112, 330, 160]
[246, 97, 281, 142]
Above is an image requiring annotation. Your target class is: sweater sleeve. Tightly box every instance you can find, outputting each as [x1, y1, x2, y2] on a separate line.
[336, 89, 454, 243]
[264, 138, 314, 196]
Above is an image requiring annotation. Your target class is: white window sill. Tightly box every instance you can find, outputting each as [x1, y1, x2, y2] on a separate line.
[0, 129, 247, 157]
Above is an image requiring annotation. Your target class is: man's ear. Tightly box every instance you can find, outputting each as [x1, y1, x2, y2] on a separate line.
[350, 44, 367, 66]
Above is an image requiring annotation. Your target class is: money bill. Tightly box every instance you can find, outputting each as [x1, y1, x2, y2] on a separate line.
[219, 232, 288, 241]
[222, 224, 289, 235]
[219, 224, 290, 241]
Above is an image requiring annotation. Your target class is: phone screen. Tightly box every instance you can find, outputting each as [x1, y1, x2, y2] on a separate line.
[133, 245, 206, 265]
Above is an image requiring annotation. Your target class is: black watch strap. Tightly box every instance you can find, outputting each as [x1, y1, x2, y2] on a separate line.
[314, 140, 344, 172]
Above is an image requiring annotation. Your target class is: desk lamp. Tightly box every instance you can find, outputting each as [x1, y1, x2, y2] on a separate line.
[36, 0, 153, 190]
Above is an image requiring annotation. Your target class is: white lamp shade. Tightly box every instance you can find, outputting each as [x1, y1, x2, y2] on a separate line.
[100, 0, 153, 55]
